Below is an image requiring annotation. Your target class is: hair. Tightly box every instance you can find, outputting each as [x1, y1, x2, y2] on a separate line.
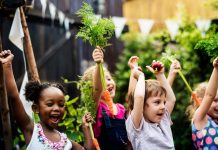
[128, 79, 166, 111]
[24, 81, 66, 104]
[186, 82, 207, 121]
[82, 65, 110, 82]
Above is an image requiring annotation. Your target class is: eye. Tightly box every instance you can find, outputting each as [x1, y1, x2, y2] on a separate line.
[214, 99, 218, 103]
[59, 103, 65, 107]
[46, 102, 53, 107]
[154, 101, 160, 104]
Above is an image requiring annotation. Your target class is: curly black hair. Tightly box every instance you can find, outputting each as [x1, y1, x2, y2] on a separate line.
[24, 81, 66, 104]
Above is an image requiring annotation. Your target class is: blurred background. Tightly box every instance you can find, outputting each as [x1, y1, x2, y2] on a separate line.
[1, 0, 218, 149]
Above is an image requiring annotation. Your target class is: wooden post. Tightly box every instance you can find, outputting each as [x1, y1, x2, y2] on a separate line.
[19, 6, 39, 81]
[0, 31, 13, 150]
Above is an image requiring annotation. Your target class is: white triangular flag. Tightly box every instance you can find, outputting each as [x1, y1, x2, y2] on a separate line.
[49, 2, 56, 21]
[64, 18, 71, 39]
[94, 14, 101, 24]
[195, 19, 211, 37]
[138, 19, 154, 35]
[9, 8, 33, 118]
[40, 0, 47, 18]
[165, 20, 179, 40]
[9, 8, 24, 51]
[112, 16, 126, 38]
[19, 72, 33, 118]
[58, 11, 65, 26]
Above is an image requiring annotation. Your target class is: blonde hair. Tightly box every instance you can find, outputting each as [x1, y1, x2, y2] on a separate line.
[82, 65, 110, 82]
[128, 79, 166, 111]
[186, 82, 207, 121]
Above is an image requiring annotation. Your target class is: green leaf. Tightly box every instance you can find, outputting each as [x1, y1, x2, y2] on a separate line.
[76, 2, 115, 49]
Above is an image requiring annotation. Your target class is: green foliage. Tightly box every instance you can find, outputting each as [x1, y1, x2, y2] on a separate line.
[77, 79, 97, 118]
[59, 95, 85, 143]
[195, 34, 218, 60]
[76, 2, 115, 49]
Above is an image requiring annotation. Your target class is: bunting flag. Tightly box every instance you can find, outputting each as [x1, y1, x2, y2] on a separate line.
[138, 19, 154, 35]
[48, 2, 56, 22]
[58, 11, 65, 26]
[112, 16, 126, 38]
[64, 18, 71, 39]
[165, 20, 179, 40]
[195, 19, 211, 37]
[40, 0, 47, 18]
[9, 8, 33, 118]
[94, 14, 101, 24]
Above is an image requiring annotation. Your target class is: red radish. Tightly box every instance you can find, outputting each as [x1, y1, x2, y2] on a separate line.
[151, 61, 163, 72]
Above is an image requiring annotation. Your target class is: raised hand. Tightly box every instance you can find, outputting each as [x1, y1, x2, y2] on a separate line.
[213, 57, 218, 68]
[128, 56, 139, 69]
[146, 60, 164, 74]
[0, 50, 14, 64]
[169, 60, 181, 74]
[92, 46, 103, 64]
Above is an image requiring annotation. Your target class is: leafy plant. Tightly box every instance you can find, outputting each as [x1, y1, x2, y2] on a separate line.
[76, 2, 115, 49]
[77, 79, 96, 118]
[195, 34, 218, 60]
[59, 95, 85, 143]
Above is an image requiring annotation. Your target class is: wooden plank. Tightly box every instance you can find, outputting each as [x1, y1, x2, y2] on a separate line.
[0, 28, 13, 150]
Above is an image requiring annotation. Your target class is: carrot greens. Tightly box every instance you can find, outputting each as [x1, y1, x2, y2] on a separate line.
[76, 2, 115, 49]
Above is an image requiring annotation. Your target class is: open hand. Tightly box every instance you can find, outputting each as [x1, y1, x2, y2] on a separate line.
[128, 56, 139, 69]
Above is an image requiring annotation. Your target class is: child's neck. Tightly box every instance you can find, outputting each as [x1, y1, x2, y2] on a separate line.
[39, 122, 61, 142]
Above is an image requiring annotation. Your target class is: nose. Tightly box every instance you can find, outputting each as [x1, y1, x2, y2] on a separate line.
[53, 104, 60, 111]
[160, 102, 165, 109]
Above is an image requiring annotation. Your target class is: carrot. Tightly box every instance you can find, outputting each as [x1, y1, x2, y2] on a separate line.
[88, 123, 100, 150]
[93, 138, 100, 150]
[103, 90, 114, 118]
[191, 92, 201, 106]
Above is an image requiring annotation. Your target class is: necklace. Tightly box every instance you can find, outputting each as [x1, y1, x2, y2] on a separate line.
[37, 123, 67, 150]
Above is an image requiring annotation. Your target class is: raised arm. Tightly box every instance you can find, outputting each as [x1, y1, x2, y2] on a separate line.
[193, 57, 218, 129]
[92, 46, 103, 103]
[147, 61, 176, 114]
[127, 56, 139, 105]
[131, 68, 145, 129]
[0, 50, 32, 137]
[167, 60, 181, 86]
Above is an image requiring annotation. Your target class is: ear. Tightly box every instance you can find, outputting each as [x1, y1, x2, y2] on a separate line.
[32, 104, 39, 114]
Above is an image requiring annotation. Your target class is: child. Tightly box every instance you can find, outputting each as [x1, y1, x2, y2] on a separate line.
[0, 50, 92, 150]
[82, 47, 131, 150]
[187, 57, 218, 149]
[125, 59, 176, 149]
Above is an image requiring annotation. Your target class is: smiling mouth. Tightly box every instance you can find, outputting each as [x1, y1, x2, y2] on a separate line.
[50, 116, 60, 123]
[108, 87, 113, 92]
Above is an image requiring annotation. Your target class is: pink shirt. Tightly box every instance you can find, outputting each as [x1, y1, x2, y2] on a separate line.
[93, 101, 126, 138]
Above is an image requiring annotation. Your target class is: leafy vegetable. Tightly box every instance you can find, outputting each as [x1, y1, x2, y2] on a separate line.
[77, 79, 96, 118]
[76, 2, 115, 49]
[195, 34, 218, 60]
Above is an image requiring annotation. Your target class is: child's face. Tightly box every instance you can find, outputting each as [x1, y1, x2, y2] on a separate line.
[143, 94, 166, 124]
[208, 92, 218, 122]
[37, 87, 65, 129]
[105, 72, 116, 98]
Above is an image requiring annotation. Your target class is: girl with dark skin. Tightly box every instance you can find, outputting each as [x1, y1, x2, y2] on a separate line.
[0, 50, 92, 150]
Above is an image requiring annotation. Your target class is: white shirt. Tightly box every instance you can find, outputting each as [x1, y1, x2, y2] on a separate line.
[26, 123, 72, 150]
[126, 110, 175, 150]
